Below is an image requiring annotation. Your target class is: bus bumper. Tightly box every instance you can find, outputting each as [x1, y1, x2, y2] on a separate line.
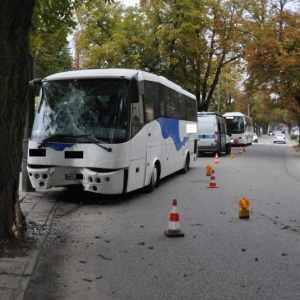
[27, 166, 125, 194]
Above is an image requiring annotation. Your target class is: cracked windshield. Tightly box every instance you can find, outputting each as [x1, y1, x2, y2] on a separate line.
[31, 79, 130, 144]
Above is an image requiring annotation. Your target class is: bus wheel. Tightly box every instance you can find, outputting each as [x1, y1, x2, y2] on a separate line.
[180, 154, 190, 174]
[144, 164, 159, 193]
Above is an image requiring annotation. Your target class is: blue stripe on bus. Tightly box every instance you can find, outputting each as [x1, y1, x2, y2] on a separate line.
[42, 142, 75, 151]
[198, 134, 215, 139]
[157, 118, 189, 151]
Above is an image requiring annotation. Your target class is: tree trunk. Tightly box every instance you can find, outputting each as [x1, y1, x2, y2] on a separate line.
[0, 0, 35, 239]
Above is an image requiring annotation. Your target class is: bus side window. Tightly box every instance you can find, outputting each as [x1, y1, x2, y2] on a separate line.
[144, 81, 159, 122]
[131, 94, 144, 137]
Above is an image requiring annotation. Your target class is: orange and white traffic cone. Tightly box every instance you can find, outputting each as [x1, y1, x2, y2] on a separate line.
[214, 152, 220, 164]
[165, 199, 184, 237]
[239, 147, 242, 154]
[207, 169, 219, 188]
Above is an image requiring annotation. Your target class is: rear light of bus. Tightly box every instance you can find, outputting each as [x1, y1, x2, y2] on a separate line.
[215, 132, 218, 143]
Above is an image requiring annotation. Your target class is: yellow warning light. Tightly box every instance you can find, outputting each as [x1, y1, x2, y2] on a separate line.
[206, 165, 212, 171]
[239, 197, 250, 219]
[239, 198, 249, 209]
[206, 165, 212, 176]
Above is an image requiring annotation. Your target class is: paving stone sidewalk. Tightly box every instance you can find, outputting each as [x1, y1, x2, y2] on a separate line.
[0, 188, 63, 300]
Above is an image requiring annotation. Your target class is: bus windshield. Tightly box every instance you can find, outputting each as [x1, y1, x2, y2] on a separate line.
[31, 79, 130, 144]
[225, 116, 245, 134]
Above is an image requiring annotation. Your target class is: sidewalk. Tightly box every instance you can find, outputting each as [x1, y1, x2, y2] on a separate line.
[0, 187, 63, 300]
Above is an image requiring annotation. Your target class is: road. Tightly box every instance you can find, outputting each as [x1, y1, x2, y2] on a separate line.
[24, 135, 300, 300]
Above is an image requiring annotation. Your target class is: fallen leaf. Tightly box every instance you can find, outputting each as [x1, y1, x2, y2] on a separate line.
[98, 254, 112, 260]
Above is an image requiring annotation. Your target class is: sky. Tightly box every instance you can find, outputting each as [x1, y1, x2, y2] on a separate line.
[121, 0, 140, 7]
[120, 0, 299, 10]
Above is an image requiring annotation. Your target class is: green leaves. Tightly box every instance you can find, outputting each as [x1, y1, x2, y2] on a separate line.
[31, 0, 300, 120]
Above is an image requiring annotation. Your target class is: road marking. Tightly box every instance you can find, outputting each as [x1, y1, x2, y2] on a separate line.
[252, 142, 289, 146]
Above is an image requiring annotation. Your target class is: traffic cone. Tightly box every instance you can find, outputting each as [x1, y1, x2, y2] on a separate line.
[165, 199, 184, 237]
[207, 169, 219, 188]
[214, 152, 220, 164]
[243, 146, 246, 152]
[230, 150, 234, 158]
[239, 147, 242, 154]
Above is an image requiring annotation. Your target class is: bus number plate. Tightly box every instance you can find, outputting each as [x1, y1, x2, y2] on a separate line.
[65, 173, 76, 180]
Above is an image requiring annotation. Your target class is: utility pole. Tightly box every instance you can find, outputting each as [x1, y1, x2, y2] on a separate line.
[218, 75, 220, 113]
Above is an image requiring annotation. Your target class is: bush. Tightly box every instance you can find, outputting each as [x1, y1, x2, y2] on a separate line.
[290, 134, 299, 140]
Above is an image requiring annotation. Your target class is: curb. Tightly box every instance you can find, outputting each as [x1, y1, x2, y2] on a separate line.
[17, 197, 60, 300]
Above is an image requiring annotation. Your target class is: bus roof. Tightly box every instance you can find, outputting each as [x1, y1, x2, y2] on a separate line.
[223, 112, 247, 117]
[44, 68, 139, 81]
[198, 111, 223, 117]
[43, 68, 196, 99]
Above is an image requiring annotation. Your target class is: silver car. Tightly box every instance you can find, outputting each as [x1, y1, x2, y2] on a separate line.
[253, 133, 258, 143]
[274, 133, 286, 144]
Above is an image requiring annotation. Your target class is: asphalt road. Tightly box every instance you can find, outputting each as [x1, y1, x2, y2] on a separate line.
[24, 135, 300, 300]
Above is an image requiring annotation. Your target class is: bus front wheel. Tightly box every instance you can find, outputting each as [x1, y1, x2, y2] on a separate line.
[144, 164, 159, 193]
[180, 154, 190, 174]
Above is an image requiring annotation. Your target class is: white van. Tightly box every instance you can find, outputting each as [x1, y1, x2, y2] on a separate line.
[197, 112, 231, 156]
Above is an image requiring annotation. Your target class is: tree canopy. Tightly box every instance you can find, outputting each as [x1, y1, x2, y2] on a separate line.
[72, 0, 300, 124]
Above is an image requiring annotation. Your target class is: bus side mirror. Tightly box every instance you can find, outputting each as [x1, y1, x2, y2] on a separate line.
[29, 78, 42, 89]
[130, 76, 139, 103]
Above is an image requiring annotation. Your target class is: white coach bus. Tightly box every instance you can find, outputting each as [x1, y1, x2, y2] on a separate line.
[27, 69, 198, 194]
[223, 112, 253, 146]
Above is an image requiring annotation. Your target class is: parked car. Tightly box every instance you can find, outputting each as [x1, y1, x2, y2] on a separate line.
[274, 133, 286, 144]
[197, 112, 230, 156]
[253, 133, 258, 143]
[268, 130, 275, 135]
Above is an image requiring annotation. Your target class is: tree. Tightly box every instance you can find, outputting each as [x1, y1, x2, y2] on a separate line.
[75, 1, 144, 69]
[243, 0, 300, 134]
[35, 33, 74, 78]
[0, 1, 35, 239]
[138, 0, 246, 111]
[74, 0, 248, 112]
[30, 0, 79, 78]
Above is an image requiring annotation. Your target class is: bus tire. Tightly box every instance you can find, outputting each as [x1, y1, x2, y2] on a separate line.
[180, 154, 190, 174]
[144, 164, 159, 193]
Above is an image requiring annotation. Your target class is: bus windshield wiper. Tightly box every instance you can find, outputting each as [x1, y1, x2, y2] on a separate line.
[79, 135, 112, 152]
[38, 134, 112, 152]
